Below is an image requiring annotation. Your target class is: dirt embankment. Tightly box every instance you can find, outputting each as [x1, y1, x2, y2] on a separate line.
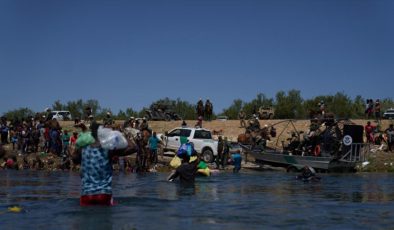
[1, 119, 393, 172]
[150, 119, 394, 172]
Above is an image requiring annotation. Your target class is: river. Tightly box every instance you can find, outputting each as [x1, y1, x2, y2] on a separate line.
[1, 170, 394, 229]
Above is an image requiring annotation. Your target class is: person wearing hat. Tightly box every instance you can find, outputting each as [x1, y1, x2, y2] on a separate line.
[123, 117, 134, 129]
[103, 112, 113, 127]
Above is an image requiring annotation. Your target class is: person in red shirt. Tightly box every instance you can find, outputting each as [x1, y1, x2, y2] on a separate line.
[364, 121, 375, 143]
[70, 132, 78, 146]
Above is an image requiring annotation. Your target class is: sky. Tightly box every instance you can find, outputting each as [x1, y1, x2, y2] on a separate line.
[0, 0, 393, 115]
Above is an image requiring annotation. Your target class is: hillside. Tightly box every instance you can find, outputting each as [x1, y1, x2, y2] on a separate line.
[60, 118, 393, 147]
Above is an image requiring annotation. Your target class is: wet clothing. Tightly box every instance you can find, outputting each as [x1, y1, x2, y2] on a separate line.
[168, 160, 199, 185]
[80, 194, 113, 206]
[216, 139, 224, 169]
[231, 153, 242, 173]
[149, 136, 160, 165]
[81, 145, 112, 196]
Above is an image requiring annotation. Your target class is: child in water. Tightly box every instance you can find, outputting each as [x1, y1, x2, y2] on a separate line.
[73, 122, 137, 206]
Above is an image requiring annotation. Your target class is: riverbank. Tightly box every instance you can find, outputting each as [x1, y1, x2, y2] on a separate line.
[1, 119, 393, 172]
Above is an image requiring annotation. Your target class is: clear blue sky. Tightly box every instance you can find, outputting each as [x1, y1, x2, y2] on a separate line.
[1, 0, 393, 114]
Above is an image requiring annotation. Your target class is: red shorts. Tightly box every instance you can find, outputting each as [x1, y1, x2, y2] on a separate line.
[80, 194, 114, 206]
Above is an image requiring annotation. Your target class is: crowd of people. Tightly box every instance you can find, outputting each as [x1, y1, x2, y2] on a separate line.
[365, 121, 394, 152]
[0, 111, 160, 172]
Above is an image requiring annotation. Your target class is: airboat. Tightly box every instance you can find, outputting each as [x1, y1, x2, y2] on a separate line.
[240, 119, 369, 173]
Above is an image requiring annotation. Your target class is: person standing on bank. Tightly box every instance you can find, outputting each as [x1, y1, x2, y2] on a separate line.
[238, 110, 246, 128]
[385, 124, 394, 152]
[375, 99, 381, 122]
[148, 132, 161, 166]
[216, 136, 224, 169]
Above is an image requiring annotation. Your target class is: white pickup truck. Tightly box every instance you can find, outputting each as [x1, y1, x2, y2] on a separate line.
[158, 127, 218, 163]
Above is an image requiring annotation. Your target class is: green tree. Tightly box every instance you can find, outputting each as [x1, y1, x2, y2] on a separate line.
[351, 95, 366, 118]
[4, 108, 35, 121]
[66, 99, 84, 119]
[116, 110, 127, 120]
[174, 98, 196, 120]
[222, 99, 244, 119]
[274, 90, 304, 119]
[96, 108, 112, 120]
[329, 92, 353, 118]
[125, 108, 138, 118]
[381, 98, 394, 112]
[84, 99, 101, 116]
[242, 93, 274, 118]
[52, 100, 65, 111]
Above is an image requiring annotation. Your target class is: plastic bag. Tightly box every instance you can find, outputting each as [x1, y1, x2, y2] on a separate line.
[170, 155, 181, 168]
[98, 126, 128, 150]
[170, 155, 198, 169]
[76, 132, 95, 148]
[177, 143, 195, 157]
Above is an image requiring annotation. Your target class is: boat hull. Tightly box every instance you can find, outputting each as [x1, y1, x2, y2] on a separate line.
[249, 150, 356, 172]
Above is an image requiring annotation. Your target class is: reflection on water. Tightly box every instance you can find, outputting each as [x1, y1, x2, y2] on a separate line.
[1, 170, 394, 229]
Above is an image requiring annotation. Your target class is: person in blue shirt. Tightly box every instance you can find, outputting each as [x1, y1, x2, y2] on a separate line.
[148, 132, 161, 166]
[231, 150, 242, 173]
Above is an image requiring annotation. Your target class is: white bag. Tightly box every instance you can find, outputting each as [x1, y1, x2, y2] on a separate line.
[98, 126, 128, 150]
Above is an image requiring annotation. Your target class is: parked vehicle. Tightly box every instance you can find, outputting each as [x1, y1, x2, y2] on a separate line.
[216, 115, 228, 121]
[51, 111, 72, 121]
[158, 127, 218, 163]
[383, 108, 394, 119]
[257, 107, 275, 119]
[144, 103, 182, 121]
[145, 109, 181, 121]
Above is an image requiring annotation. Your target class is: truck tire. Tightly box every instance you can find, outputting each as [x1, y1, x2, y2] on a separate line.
[202, 148, 214, 163]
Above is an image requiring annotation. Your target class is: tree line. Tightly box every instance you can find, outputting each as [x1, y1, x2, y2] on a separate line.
[2, 90, 394, 121]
